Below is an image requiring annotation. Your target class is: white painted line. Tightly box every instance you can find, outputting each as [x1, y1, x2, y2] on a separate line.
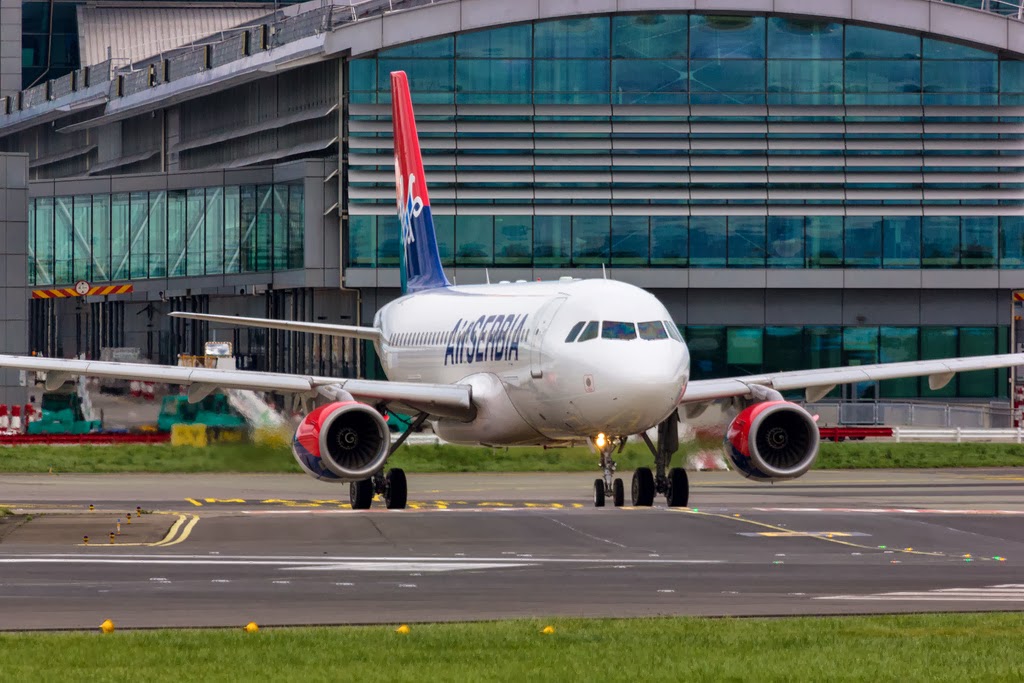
[755, 507, 1024, 515]
[0, 553, 723, 566]
[284, 562, 531, 572]
[817, 584, 1024, 601]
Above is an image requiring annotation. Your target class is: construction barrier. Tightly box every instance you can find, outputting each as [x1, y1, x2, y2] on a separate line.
[0, 433, 170, 445]
[170, 423, 208, 447]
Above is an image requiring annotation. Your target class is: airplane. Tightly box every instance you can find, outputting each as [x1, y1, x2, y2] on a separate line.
[4, 70, 1024, 512]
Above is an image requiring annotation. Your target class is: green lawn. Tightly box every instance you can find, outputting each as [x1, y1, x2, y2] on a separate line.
[0, 614, 1021, 682]
[0, 440, 1021, 474]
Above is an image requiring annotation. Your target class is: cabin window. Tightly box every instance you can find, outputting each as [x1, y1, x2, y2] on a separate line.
[638, 321, 668, 340]
[577, 321, 599, 342]
[602, 321, 637, 340]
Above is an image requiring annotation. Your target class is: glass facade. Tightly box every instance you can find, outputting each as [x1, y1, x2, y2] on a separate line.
[680, 324, 1008, 400]
[29, 184, 304, 286]
[347, 14, 1024, 270]
[348, 213, 1024, 269]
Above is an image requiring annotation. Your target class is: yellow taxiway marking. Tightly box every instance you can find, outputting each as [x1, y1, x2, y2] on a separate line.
[185, 498, 585, 510]
[185, 498, 203, 507]
[76, 513, 200, 548]
[673, 508, 946, 557]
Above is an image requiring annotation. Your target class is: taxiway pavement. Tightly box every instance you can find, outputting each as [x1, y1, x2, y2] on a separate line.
[0, 469, 1021, 630]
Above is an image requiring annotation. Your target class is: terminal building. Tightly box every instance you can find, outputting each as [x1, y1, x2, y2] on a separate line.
[1, 0, 1023, 405]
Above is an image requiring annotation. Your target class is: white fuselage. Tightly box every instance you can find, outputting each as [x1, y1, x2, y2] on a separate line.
[373, 278, 690, 446]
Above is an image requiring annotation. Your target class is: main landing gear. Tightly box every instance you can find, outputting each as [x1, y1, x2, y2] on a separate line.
[349, 412, 427, 511]
[593, 411, 689, 509]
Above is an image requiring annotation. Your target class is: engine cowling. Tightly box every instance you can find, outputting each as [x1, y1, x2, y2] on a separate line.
[291, 401, 391, 482]
[724, 401, 819, 481]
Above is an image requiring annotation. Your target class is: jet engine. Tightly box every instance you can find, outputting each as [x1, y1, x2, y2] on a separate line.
[724, 401, 819, 481]
[291, 401, 391, 482]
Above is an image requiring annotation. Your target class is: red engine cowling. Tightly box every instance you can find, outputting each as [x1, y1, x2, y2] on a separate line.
[724, 401, 819, 481]
[291, 402, 391, 482]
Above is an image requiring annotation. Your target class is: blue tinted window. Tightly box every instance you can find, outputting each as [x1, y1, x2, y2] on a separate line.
[455, 215, 493, 266]
[612, 60, 687, 97]
[923, 38, 995, 60]
[495, 216, 531, 266]
[651, 216, 687, 266]
[845, 60, 920, 93]
[727, 216, 765, 267]
[768, 61, 842, 93]
[767, 216, 803, 268]
[767, 18, 842, 59]
[883, 216, 920, 268]
[962, 216, 997, 269]
[690, 60, 765, 93]
[457, 25, 532, 58]
[845, 216, 882, 268]
[348, 215, 376, 266]
[534, 60, 610, 94]
[845, 26, 920, 59]
[381, 37, 454, 59]
[456, 59, 531, 93]
[349, 60, 375, 91]
[690, 15, 765, 60]
[613, 14, 688, 59]
[922, 216, 960, 268]
[806, 216, 839, 266]
[377, 59, 453, 92]
[572, 215, 610, 264]
[1001, 216, 1024, 268]
[923, 61, 997, 93]
[534, 216, 571, 266]
[535, 17, 610, 59]
[611, 216, 649, 265]
[1001, 60, 1024, 93]
[690, 216, 726, 267]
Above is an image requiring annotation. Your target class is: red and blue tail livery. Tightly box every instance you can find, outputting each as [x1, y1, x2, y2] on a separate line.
[391, 71, 451, 295]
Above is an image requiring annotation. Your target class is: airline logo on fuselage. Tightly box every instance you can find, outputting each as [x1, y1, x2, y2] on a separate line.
[444, 313, 528, 366]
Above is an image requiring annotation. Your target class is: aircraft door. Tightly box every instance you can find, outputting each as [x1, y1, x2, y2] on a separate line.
[529, 296, 567, 379]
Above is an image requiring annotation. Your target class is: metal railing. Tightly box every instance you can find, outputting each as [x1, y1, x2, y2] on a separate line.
[805, 401, 1013, 429]
[893, 426, 1024, 442]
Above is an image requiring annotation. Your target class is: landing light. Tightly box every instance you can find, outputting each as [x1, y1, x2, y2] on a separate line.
[595, 433, 607, 449]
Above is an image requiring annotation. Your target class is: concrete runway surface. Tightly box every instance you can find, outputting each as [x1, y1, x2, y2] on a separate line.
[0, 468, 1022, 630]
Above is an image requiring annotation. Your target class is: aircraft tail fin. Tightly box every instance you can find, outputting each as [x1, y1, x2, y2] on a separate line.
[391, 70, 450, 295]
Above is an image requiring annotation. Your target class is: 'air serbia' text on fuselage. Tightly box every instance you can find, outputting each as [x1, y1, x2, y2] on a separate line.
[444, 313, 529, 366]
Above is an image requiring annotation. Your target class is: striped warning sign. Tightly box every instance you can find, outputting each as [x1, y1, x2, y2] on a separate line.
[32, 284, 134, 299]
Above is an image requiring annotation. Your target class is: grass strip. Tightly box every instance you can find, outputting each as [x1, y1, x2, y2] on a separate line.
[0, 614, 1021, 682]
[0, 441, 1021, 474]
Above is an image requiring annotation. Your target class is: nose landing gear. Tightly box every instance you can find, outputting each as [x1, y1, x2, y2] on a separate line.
[593, 436, 626, 507]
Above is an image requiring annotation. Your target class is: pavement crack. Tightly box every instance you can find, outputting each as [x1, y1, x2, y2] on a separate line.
[546, 516, 641, 551]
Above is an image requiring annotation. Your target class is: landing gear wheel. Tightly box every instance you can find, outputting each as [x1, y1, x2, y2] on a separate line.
[666, 467, 689, 508]
[593, 479, 606, 507]
[612, 478, 625, 507]
[631, 467, 655, 507]
[350, 478, 374, 510]
[384, 468, 407, 510]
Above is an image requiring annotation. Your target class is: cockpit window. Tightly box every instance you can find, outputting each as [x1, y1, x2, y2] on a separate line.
[577, 321, 599, 342]
[638, 321, 668, 340]
[602, 321, 637, 340]
[565, 321, 585, 343]
[663, 321, 683, 342]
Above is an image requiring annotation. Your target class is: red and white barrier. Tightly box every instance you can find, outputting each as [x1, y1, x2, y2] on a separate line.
[0, 405, 8, 431]
[130, 381, 142, 398]
[142, 382, 155, 401]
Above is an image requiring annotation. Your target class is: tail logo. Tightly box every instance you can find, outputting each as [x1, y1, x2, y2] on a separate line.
[396, 165, 424, 248]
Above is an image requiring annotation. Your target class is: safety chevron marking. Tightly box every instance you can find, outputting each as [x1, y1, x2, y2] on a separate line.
[32, 284, 133, 299]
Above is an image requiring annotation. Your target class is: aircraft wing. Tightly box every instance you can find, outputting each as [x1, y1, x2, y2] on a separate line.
[681, 352, 1024, 405]
[0, 354, 472, 420]
[168, 312, 381, 342]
